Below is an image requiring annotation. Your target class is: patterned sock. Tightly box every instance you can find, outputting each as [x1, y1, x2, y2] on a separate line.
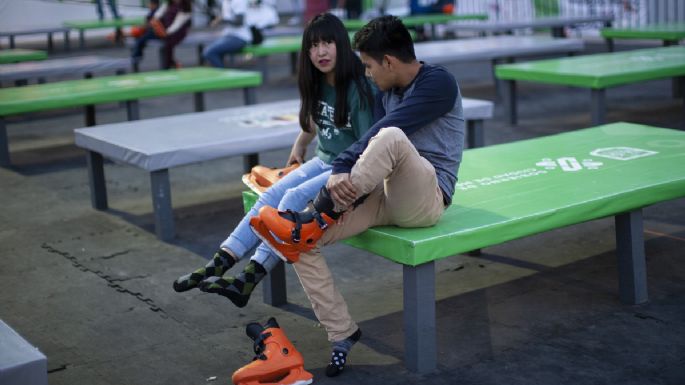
[172, 249, 236, 292]
[198, 260, 267, 308]
[326, 328, 362, 377]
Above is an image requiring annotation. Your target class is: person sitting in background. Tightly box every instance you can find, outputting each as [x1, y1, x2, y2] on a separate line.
[131, 0, 192, 70]
[203, 0, 278, 68]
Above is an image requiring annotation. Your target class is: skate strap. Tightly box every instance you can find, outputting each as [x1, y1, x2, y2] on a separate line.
[252, 331, 272, 360]
[312, 211, 329, 230]
[287, 210, 303, 243]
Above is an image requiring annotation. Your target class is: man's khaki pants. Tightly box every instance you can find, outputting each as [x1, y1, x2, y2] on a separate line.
[292, 127, 445, 342]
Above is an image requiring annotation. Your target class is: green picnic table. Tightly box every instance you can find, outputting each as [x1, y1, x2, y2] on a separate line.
[0, 67, 262, 166]
[495, 46, 685, 126]
[64, 18, 145, 48]
[602, 23, 685, 51]
[243, 121, 685, 373]
[0, 49, 48, 64]
[343, 13, 488, 30]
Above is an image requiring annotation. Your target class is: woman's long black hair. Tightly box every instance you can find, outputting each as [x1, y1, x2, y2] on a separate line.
[298, 13, 374, 133]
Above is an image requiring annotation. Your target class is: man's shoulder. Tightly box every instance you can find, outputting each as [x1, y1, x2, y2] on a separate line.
[417, 63, 456, 85]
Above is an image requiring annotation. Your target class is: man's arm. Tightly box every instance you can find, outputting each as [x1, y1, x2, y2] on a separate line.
[332, 68, 457, 174]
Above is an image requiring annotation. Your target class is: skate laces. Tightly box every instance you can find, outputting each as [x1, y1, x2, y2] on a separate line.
[252, 331, 272, 360]
[281, 205, 329, 244]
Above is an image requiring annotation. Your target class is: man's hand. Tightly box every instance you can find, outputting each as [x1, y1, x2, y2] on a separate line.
[326, 173, 356, 208]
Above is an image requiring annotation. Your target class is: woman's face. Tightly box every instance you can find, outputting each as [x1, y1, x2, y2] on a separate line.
[308, 39, 337, 77]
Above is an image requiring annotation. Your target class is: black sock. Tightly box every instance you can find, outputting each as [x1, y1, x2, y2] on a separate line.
[172, 249, 235, 292]
[198, 260, 266, 308]
[326, 328, 362, 377]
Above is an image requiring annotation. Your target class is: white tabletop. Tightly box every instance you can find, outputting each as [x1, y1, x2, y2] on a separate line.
[0, 55, 130, 81]
[75, 98, 493, 172]
[415, 36, 584, 64]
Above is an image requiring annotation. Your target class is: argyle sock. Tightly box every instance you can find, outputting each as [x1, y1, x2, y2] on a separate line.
[198, 260, 267, 308]
[326, 328, 362, 377]
[172, 249, 236, 292]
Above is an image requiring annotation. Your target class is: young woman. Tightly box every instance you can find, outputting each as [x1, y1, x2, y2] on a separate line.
[173, 12, 375, 313]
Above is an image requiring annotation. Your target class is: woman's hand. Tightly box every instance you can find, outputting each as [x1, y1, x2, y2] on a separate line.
[286, 143, 306, 166]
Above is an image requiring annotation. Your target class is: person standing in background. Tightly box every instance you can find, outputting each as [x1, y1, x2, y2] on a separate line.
[95, 0, 121, 20]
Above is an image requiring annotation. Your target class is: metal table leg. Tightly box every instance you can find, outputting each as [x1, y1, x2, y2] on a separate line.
[467, 120, 484, 149]
[87, 151, 108, 210]
[263, 261, 287, 306]
[591, 88, 606, 126]
[244, 87, 257, 105]
[150, 169, 175, 241]
[615, 210, 648, 305]
[0, 118, 10, 167]
[503, 80, 517, 125]
[194, 92, 205, 112]
[126, 100, 140, 121]
[404, 262, 436, 373]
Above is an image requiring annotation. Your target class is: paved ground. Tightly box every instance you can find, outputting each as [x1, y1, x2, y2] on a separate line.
[1, 31, 684, 385]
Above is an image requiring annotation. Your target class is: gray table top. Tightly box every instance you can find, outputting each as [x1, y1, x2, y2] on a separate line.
[0, 55, 130, 81]
[74, 98, 493, 171]
[415, 36, 584, 64]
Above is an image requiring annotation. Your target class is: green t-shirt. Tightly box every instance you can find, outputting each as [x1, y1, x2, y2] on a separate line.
[314, 80, 375, 164]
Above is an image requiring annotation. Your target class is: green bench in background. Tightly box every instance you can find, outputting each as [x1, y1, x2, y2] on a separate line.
[243, 122, 685, 373]
[0, 49, 47, 64]
[0, 67, 262, 167]
[495, 46, 685, 126]
[602, 23, 685, 51]
[343, 13, 488, 37]
[64, 18, 145, 49]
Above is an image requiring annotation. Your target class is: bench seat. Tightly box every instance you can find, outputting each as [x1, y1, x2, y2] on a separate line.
[0, 67, 262, 166]
[495, 46, 685, 126]
[0, 49, 47, 65]
[243, 122, 685, 373]
[601, 23, 685, 51]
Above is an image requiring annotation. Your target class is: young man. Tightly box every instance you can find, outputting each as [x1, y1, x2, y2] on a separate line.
[252, 15, 465, 376]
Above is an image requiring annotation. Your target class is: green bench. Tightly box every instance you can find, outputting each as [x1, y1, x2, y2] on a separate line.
[495, 46, 685, 126]
[0, 49, 47, 64]
[242, 122, 685, 373]
[602, 23, 685, 51]
[64, 18, 145, 49]
[0, 67, 262, 167]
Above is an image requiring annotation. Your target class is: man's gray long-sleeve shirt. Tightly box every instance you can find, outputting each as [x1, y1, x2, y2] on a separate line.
[331, 63, 465, 206]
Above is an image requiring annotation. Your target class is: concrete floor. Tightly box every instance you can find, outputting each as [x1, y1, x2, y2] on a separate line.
[0, 33, 684, 385]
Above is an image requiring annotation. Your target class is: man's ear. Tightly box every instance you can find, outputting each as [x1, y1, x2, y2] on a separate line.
[382, 54, 394, 70]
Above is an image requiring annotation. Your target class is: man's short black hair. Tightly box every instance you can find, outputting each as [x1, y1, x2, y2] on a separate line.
[352, 15, 416, 64]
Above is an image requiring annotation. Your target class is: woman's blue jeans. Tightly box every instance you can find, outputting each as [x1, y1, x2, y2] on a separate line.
[221, 157, 332, 271]
[203, 34, 247, 68]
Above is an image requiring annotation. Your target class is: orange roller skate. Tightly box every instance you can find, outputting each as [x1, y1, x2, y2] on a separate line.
[232, 317, 313, 385]
[249, 187, 339, 263]
[242, 163, 300, 195]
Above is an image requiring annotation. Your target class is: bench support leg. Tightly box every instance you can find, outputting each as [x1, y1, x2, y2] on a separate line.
[258, 56, 269, 83]
[591, 89, 606, 126]
[0, 118, 10, 167]
[47, 32, 54, 52]
[9, 35, 15, 49]
[263, 260, 287, 306]
[243, 153, 259, 174]
[403, 262, 436, 373]
[87, 151, 108, 210]
[64, 30, 71, 51]
[79, 30, 85, 49]
[126, 100, 140, 121]
[150, 169, 175, 241]
[503, 80, 517, 125]
[615, 210, 648, 305]
[194, 92, 205, 112]
[467, 119, 484, 148]
[244, 87, 257, 105]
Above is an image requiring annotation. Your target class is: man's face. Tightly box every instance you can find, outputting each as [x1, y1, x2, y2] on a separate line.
[360, 52, 392, 92]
